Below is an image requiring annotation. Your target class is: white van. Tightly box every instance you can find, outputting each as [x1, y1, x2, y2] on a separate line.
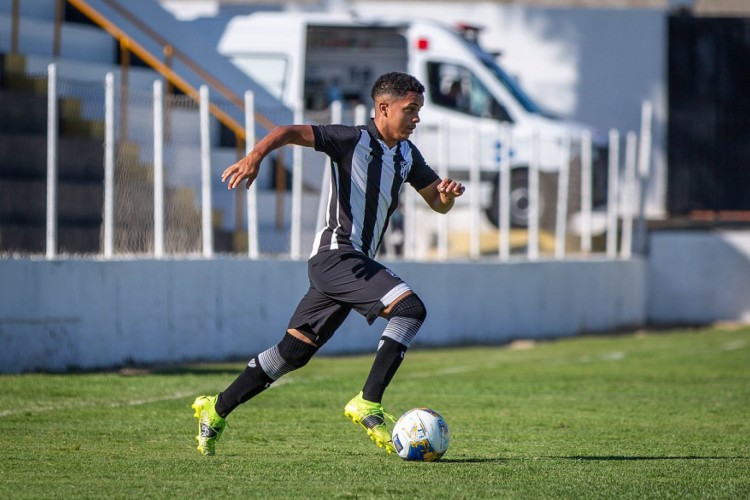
[218, 12, 605, 227]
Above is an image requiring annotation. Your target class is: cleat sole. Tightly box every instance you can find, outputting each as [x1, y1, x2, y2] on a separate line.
[192, 396, 223, 456]
[344, 394, 396, 454]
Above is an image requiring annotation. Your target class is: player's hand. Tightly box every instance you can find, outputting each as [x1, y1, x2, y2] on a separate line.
[221, 154, 260, 190]
[437, 178, 465, 199]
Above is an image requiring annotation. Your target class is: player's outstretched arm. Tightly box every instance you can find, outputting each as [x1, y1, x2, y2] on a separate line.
[418, 178, 465, 214]
[222, 125, 315, 190]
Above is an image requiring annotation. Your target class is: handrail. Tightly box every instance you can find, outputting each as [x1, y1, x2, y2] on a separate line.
[65, 0, 277, 139]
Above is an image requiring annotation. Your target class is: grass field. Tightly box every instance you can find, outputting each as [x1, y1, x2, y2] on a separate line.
[2, 326, 749, 499]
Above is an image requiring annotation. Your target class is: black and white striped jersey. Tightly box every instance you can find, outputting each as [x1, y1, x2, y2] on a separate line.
[310, 120, 439, 259]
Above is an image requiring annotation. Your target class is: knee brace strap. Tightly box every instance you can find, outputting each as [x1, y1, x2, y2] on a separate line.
[383, 294, 426, 348]
[258, 333, 318, 380]
[386, 293, 427, 322]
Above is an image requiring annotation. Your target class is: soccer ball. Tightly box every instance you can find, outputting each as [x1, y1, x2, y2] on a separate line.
[391, 408, 450, 461]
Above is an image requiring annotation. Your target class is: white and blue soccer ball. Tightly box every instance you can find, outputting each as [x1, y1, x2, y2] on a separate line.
[391, 408, 450, 461]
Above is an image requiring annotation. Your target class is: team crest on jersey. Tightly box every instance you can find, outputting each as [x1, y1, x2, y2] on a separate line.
[399, 160, 411, 179]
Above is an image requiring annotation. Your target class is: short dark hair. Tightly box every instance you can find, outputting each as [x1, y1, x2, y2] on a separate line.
[370, 72, 425, 102]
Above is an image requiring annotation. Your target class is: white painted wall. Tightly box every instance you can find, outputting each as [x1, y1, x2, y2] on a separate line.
[0, 256, 644, 373]
[4, 230, 749, 373]
[648, 231, 750, 324]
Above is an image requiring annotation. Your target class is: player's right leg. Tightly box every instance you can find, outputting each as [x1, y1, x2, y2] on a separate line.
[192, 395, 227, 456]
[345, 293, 427, 454]
[305, 250, 425, 455]
[344, 391, 397, 454]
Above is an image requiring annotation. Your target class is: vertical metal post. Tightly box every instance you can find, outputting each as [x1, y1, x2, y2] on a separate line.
[290, 102, 303, 260]
[527, 130, 540, 261]
[606, 129, 620, 259]
[245, 90, 259, 259]
[499, 124, 511, 261]
[635, 100, 653, 255]
[46, 64, 58, 259]
[554, 136, 571, 260]
[469, 124, 481, 260]
[103, 72, 115, 258]
[330, 100, 343, 125]
[580, 131, 593, 254]
[354, 104, 367, 126]
[153, 80, 165, 258]
[403, 182, 416, 261]
[638, 101, 653, 180]
[436, 120, 449, 260]
[621, 131, 637, 259]
[200, 85, 213, 257]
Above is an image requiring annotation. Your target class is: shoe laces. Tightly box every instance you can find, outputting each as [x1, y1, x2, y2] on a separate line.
[370, 401, 396, 425]
[382, 408, 397, 424]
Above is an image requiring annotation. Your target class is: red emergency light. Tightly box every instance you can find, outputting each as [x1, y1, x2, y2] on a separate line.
[416, 37, 429, 51]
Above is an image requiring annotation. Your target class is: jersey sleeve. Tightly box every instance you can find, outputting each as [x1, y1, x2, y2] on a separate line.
[406, 144, 440, 191]
[312, 124, 362, 161]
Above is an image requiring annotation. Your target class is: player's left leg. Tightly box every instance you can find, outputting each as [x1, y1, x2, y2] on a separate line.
[304, 249, 424, 454]
[344, 292, 426, 454]
[363, 292, 426, 403]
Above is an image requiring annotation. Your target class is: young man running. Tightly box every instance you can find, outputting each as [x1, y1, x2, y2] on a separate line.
[192, 72, 465, 456]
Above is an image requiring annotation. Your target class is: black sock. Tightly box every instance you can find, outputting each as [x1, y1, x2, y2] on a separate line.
[215, 358, 274, 418]
[362, 337, 407, 403]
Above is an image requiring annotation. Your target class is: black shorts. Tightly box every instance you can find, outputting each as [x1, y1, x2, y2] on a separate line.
[287, 249, 412, 346]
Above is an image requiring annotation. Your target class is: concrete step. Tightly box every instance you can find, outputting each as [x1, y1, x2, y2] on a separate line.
[0, 134, 104, 181]
[0, 90, 47, 134]
[0, 222, 101, 254]
[0, 179, 103, 224]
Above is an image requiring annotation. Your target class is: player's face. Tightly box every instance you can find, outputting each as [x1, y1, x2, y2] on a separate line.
[382, 91, 424, 146]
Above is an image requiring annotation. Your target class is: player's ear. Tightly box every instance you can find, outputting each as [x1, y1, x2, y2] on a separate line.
[379, 101, 388, 117]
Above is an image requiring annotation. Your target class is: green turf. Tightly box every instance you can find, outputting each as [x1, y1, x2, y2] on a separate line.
[2, 326, 749, 499]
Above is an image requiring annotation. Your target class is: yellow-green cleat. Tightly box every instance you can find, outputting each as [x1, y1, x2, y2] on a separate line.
[344, 391, 396, 454]
[192, 395, 227, 456]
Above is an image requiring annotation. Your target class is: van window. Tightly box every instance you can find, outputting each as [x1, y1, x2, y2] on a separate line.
[426, 61, 512, 123]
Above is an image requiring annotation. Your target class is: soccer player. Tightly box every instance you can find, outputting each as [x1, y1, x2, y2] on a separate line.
[192, 72, 465, 456]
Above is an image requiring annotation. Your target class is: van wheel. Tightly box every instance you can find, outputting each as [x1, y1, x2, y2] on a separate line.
[485, 168, 550, 229]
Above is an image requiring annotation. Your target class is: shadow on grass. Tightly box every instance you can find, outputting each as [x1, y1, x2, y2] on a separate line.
[438, 456, 749, 463]
[549, 455, 748, 461]
[118, 363, 246, 376]
[437, 458, 509, 464]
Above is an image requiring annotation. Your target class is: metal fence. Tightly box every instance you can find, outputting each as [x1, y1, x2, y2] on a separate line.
[1, 64, 654, 261]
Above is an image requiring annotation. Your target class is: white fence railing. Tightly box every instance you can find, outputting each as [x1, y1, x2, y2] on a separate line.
[17, 64, 654, 261]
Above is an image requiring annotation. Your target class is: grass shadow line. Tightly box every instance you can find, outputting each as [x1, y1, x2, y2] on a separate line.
[550, 455, 748, 461]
